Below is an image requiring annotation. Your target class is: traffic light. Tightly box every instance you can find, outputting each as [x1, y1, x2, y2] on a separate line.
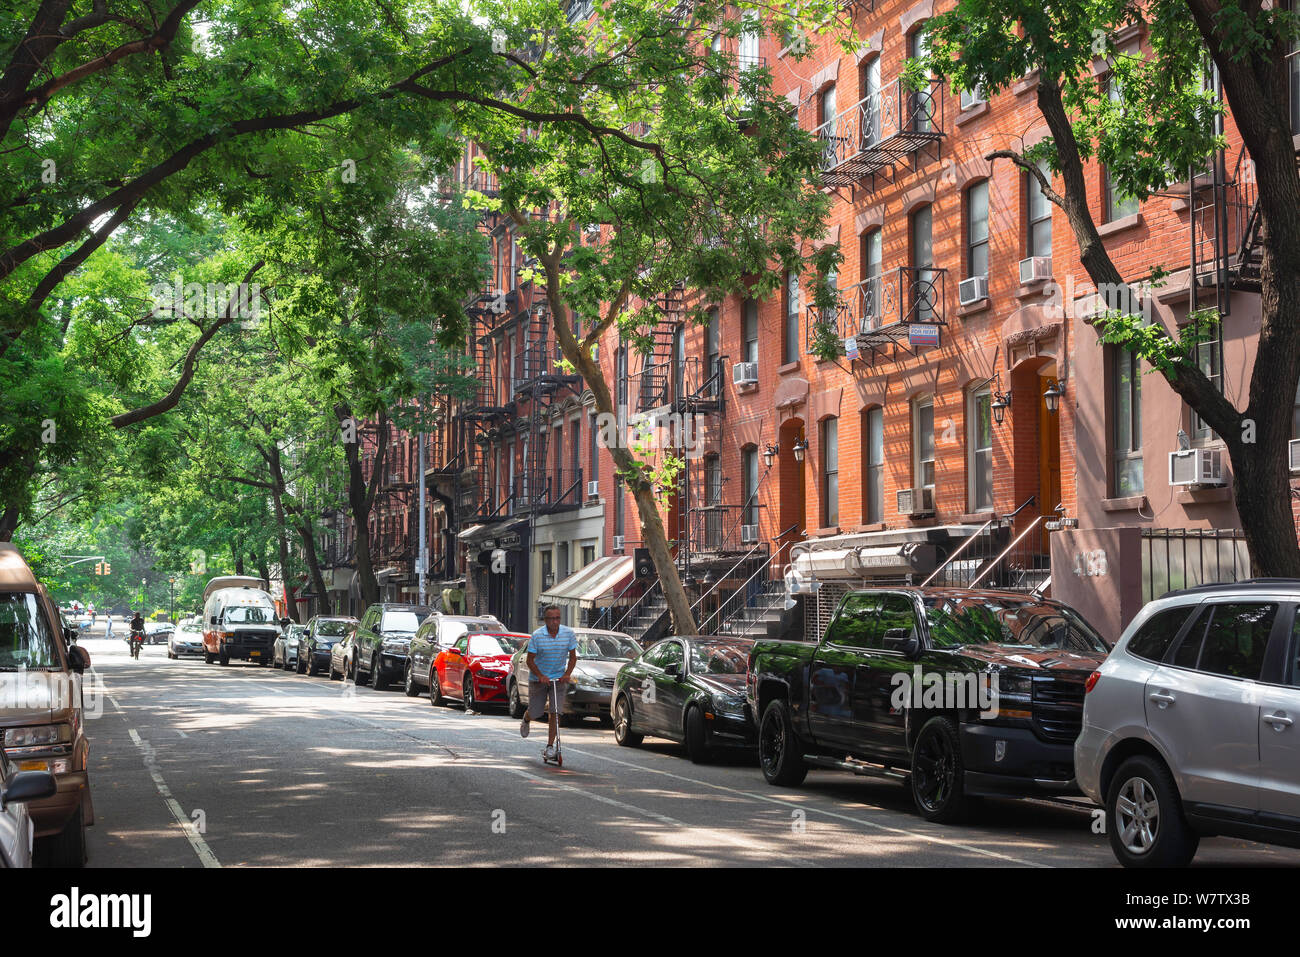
[104, 561, 111, 574]
[93, 562, 102, 575]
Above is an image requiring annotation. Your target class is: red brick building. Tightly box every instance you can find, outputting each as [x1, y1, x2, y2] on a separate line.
[320, 5, 1297, 643]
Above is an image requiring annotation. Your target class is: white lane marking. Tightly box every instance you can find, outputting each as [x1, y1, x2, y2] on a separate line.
[563, 746, 1048, 867]
[125, 728, 220, 868]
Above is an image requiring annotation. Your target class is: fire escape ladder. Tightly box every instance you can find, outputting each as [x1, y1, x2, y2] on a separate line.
[639, 286, 682, 411]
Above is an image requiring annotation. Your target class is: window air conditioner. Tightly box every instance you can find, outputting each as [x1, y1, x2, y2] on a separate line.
[958, 275, 988, 306]
[1168, 448, 1225, 487]
[1019, 256, 1052, 284]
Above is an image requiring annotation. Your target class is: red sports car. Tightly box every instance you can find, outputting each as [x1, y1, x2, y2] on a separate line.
[431, 631, 529, 712]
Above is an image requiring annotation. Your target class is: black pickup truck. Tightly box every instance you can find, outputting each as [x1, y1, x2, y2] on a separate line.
[745, 587, 1110, 822]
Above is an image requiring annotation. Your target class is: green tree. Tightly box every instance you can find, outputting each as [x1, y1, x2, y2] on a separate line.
[468, 0, 843, 633]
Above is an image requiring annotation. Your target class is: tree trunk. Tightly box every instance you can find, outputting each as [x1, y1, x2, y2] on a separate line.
[293, 516, 332, 617]
[536, 243, 698, 636]
[0, 504, 18, 542]
[336, 402, 382, 608]
[234, 553, 245, 576]
[267, 447, 301, 623]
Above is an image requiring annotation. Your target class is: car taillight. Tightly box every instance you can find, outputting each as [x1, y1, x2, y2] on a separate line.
[1085, 670, 1101, 694]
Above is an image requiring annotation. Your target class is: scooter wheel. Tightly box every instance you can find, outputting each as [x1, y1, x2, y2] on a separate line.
[555, 753, 562, 767]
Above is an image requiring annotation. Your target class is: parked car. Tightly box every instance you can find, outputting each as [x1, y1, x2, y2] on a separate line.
[507, 629, 641, 723]
[430, 632, 529, 712]
[1076, 579, 1300, 867]
[297, 616, 358, 676]
[746, 587, 1110, 822]
[0, 542, 94, 866]
[144, 621, 174, 646]
[404, 613, 504, 697]
[167, 620, 206, 659]
[0, 752, 56, 868]
[352, 603, 434, 690]
[612, 636, 756, 762]
[274, 624, 307, 670]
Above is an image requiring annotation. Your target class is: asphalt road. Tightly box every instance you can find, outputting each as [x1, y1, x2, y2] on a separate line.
[72, 635, 1300, 868]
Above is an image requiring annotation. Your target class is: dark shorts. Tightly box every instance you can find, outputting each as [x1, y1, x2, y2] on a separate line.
[527, 677, 567, 720]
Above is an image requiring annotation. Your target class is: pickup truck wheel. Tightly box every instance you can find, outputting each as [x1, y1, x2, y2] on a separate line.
[219, 648, 229, 666]
[40, 805, 86, 868]
[910, 717, 970, 823]
[1106, 755, 1199, 868]
[613, 695, 642, 747]
[685, 705, 710, 764]
[758, 699, 807, 787]
[508, 680, 525, 719]
[204, 651, 214, 665]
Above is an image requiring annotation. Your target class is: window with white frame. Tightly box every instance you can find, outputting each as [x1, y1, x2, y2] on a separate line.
[968, 383, 994, 511]
[742, 299, 759, 364]
[821, 417, 839, 527]
[913, 395, 935, 497]
[1027, 161, 1052, 259]
[1113, 347, 1143, 496]
[863, 406, 884, 524]
[966, 180, 989, 280]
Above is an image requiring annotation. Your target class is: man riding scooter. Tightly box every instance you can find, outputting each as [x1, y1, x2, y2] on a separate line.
[128, 610, 146, 659]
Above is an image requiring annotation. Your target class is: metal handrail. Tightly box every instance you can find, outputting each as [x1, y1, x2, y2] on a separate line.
[699, 525, 800, 635]
[688, 541, 766, 616]
[921, 516, 997, 587]
[971, 515, 1044, 589]
[612, 578, 663, 634]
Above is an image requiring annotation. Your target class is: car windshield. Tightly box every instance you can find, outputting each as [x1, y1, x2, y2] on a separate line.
[0, 593, 61, 670]
[380, 611, 423, 633]
[922, 596, 1109, 653]
[316, 620, 353, 637]
[468, 634, 522, 656]
[441, 620, 502, 643]
[178, 623, 201, 635]
[225, 605, 275, 624]
[575, 634, 641, 660]
[687, 640, 752, 675]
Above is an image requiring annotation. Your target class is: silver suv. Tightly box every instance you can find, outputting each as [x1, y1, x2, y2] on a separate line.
[1076, 579, 1300, 866]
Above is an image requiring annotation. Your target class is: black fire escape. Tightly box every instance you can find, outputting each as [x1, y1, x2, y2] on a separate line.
[513, 302, 583, 515]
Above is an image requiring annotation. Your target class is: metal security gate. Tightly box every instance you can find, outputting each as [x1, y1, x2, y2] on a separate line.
[1141, 528, 1251, 605]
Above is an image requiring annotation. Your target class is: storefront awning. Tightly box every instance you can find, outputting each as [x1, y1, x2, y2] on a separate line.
[457, 524, 485, 540]
[539, 556, 635, 609]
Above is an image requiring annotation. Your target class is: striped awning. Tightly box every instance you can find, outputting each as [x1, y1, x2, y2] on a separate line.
[538, 556, 635, 609]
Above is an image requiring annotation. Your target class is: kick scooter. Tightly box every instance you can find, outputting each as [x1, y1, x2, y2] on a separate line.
[542, 678, 563, 767]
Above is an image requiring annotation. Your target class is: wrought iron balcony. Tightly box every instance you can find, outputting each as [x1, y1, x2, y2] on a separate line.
[806, 268, 947, 356]
[513, 468, 584, 514]
[814, 78, 944, 188]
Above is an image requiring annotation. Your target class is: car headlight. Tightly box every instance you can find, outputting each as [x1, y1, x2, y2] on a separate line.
[711, 693, 744, 717]
[477, 668, 505, 680]
[4, 724, 72, 748]
[573, 671, 603, 691]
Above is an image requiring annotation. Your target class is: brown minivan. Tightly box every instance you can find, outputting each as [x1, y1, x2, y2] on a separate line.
[0, 543, 93, 866]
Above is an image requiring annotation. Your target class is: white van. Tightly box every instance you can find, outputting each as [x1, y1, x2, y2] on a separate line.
[201, 576, 286, 666]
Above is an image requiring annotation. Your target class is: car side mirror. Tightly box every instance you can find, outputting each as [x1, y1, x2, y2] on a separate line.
[209, 615, 218, 625]
[2, 770, 57, 809]
[883, 628, 920, 659]
[70, 646, 90, 673]
[280, 617, 291, 627]
[663, 661, 681, 678]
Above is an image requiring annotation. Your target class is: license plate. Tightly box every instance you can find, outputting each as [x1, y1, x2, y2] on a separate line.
[249, 651, 260, 657]
[18, 760, 46, 772]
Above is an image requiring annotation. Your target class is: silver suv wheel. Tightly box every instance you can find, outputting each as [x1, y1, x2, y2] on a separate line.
[1115, 775, 1159, 855]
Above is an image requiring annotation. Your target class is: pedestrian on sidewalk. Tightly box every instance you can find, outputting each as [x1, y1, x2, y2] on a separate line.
[520, 605, 576, 763]
[104, 612, 113, 638]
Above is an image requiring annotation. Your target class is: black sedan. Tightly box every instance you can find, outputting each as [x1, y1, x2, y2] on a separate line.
[297, 616, 358, 676]
[611, 637, 756, 764]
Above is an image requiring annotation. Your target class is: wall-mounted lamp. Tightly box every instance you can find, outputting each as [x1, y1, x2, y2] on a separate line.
[791, 438, 808, 463]
[1043, 378, 1064, 415]
[763, 443, 778, 469]
[989, 372, 1011, 426]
